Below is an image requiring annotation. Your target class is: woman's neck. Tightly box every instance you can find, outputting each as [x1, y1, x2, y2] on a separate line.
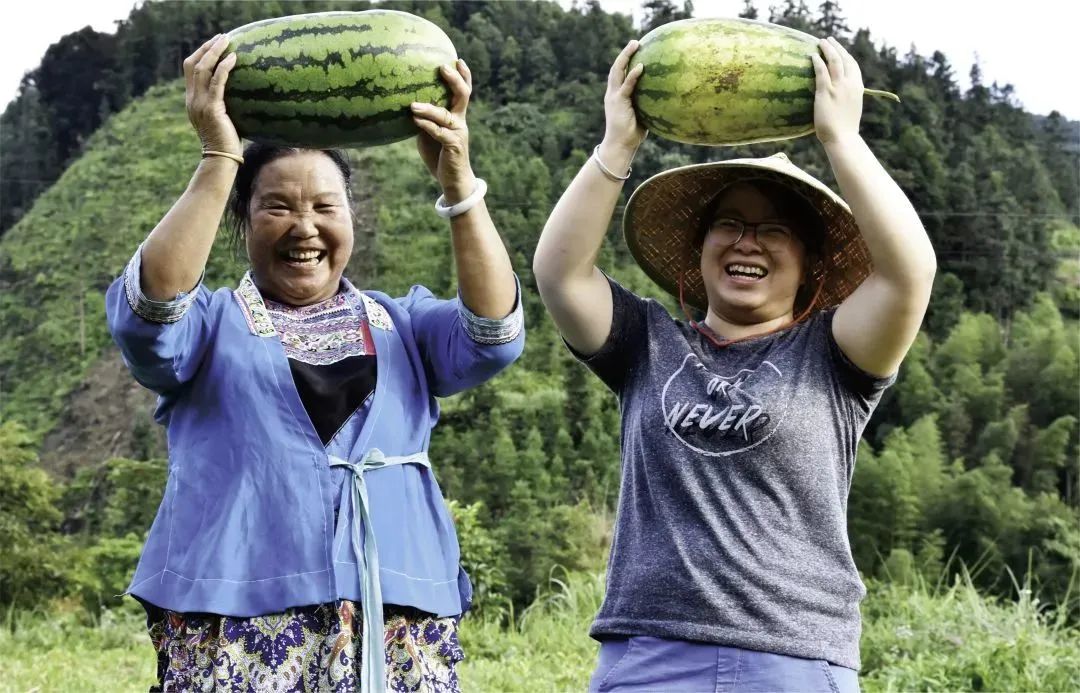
[703, 307, 794, 342]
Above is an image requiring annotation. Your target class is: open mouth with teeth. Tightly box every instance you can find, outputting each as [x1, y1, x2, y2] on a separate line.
[279, 248, 327, 267]
[726, 263, 768, 280]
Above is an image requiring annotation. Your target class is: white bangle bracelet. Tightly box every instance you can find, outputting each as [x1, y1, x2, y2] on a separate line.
[435, 178, 488, 219]
[592, 145, 632, 181]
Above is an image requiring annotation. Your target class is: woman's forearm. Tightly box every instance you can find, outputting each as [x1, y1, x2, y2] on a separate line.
[533, 140, 634, 289]
[140, 156, 238, 301]
[448, 187, 517, 318]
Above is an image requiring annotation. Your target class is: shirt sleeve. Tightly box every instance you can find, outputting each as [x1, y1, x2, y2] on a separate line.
[820, 308, 897, 407]
[565, 274, 651, 395]
[120, 243, 202, 324]
[105, 244, 213, 394]
[402, 276, 525, 398]
[457, 281, 525, 345]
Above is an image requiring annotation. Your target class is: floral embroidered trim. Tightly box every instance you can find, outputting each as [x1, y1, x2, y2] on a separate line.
[266, 292, 375, 366]
[360, 294, 394, 332]
[122, 243, 200, 324]
[233, 273, 276, 337]
[232, 274, 394, 351]
[267, 292, 352, 321]
[458, 276, 524, 345]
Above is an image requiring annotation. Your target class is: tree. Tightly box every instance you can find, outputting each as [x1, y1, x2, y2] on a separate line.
[1004, 294, 1080, 428]
[1037, 112, 1080, 219]
[0, 83, 59, 235]
[738, 0, 759, 19]
[814, 1, 850, 38]
[60, 457, 167, 536]
[459, 13, 501, 89]
[770, 0, 814, 33]
[928, 50, 959, 102]
[892, 334, 944, 428]
[1024, 416, 1078, 495]
[0, 422, 67, 607]
[641, 0, 693, 32]
[34, 27, 119, 164]
[925, 272, 965, 341]
[522, 37, 559, 93]
[850, 430, 923, 574]
[496, 35, 523, 101]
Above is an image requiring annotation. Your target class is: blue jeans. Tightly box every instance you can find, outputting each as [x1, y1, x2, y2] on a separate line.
[589, 636, 859, 693]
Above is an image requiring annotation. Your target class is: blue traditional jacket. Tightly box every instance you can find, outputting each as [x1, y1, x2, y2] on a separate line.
[105, 249, 524, 620]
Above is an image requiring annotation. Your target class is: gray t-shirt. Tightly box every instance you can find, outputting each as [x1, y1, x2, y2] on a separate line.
[576, 277, 894, 670]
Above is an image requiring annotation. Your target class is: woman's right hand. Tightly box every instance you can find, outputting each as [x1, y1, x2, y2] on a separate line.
[184, 34, 240, 156]
[602, 40, 647, 153]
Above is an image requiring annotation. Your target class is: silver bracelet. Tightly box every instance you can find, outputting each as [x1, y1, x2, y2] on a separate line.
[592, 145, 632, 181]
[435, 178, 488, 219]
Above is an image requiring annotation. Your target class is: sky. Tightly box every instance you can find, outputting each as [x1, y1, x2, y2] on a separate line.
[1, 0, 1078, 119]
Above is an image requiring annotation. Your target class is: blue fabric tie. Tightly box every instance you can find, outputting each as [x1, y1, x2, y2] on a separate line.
[328, 449, 431, 693]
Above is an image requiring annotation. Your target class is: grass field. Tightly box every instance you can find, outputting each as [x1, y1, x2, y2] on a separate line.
[2, 571, 1077, 692]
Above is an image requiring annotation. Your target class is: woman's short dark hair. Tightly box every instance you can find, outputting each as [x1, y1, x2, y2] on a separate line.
[697, 179, 826, 255]
[224, 142, 353, 248]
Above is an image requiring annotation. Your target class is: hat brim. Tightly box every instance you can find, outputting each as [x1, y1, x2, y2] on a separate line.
[623, 155, 872, 313]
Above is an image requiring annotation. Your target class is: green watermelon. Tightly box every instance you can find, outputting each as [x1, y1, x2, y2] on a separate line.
[223, 10, 457, 148]
[628, 17, 898, 146]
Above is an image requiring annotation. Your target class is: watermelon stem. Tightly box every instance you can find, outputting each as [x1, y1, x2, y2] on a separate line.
[864, 88, 901, 103]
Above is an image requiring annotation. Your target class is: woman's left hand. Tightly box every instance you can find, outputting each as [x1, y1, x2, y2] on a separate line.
[411, 60, 476, 204]
[811, 36, 863, 145]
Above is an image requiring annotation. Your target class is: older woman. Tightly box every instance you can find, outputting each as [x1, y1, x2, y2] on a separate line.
[533, 37, 936, 692]
[106, 34, 523, 692]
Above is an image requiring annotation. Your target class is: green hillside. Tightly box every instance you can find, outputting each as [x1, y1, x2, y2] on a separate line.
[0, 83, 245, 439]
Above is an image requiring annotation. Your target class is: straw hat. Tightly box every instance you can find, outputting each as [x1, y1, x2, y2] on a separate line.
[623, 153, 871, 313]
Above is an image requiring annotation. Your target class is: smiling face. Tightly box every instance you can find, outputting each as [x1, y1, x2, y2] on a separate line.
[699, 182, 810, 325]
[245, 151, 353, 306]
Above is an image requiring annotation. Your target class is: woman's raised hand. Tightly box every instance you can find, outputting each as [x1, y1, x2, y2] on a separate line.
[811, 36, 864, 146]
[602, 40, 647, 153]
[184, 34, 241, 156]
[411, 60, 476, 204]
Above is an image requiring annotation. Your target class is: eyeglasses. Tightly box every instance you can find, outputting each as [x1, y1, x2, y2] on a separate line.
[709, 218, 795, 251]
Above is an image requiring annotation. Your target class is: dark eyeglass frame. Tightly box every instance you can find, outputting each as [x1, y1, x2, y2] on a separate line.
[709, 217, 797, 251]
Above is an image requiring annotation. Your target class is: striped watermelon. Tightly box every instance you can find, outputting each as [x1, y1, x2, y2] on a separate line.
[629, 17, 898, 146]
[223, 10, 457, 148]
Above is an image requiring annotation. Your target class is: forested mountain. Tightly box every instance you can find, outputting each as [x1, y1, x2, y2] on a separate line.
[1, 0, 1077, 620]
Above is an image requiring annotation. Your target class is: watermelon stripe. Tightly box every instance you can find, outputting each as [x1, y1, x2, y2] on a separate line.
[638, 49, 811, 68]
[718, 90, 813, 101]
[228, 77, 443, 103]
[636, 96, 812, 111]
[237, 108, 407, 128]
[229, 63, 437, 97]
[233, 23, 375, 50]
[635, 88, 683, 102]
[238, 42, 450, 66]
[235, 43, 450, 75]
[638, 112, 682, 134]
[645, 29, 811, 53]
[634, 68, 815, 91]
[237, 52, 347, 74]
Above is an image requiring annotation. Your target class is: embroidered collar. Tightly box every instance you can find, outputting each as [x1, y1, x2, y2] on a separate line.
[233, 272, 393, 337]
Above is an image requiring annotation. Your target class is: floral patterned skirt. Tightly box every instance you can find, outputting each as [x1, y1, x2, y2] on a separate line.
[145, 600, 463, 692]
